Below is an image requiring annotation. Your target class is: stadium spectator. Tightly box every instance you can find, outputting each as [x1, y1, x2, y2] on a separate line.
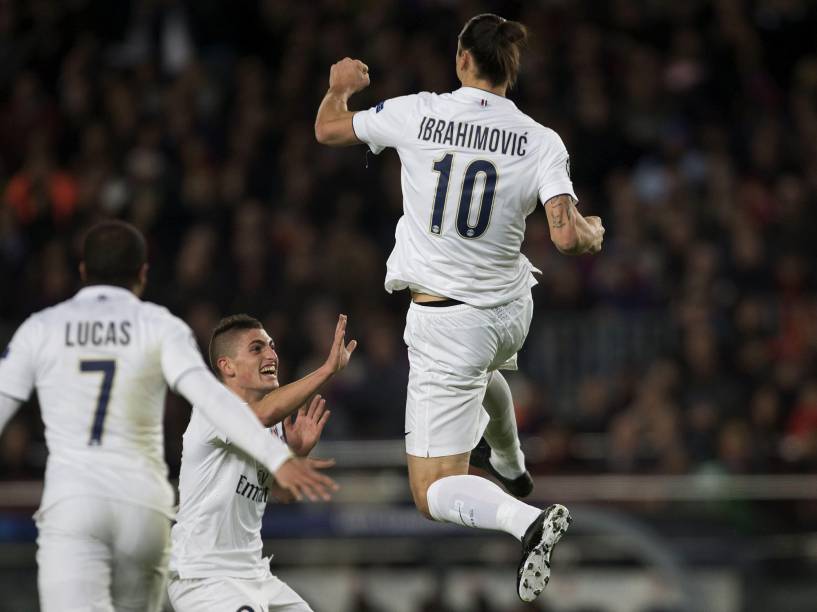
[1, 0, 816, 484]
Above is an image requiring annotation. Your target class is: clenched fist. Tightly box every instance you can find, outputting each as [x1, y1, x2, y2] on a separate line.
[329, 57, 370, 96]
[584, 216, 605, 254]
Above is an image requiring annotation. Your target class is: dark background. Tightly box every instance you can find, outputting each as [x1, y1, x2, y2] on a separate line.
[1, 1, 817, 610]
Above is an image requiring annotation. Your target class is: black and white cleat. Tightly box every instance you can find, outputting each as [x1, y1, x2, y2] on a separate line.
[517, 504, 571, 602]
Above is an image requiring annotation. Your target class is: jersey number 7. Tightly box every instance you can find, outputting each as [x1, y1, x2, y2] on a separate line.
[430, 153, 497, 239]
[80, 360, 116, 445]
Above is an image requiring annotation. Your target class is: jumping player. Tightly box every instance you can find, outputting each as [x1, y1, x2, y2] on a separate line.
[315, 13, 604, 602]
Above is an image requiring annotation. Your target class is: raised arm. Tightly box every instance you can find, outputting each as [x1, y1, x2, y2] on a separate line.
[162, 316, 338, 501]
[314, 57, 370, 146]
[544, 194, 605, 256]
[176, 369, 338, 501]
[252, 314, 357, 426]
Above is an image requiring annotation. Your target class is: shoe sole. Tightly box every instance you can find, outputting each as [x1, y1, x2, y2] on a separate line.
[517, 504, 571, 602]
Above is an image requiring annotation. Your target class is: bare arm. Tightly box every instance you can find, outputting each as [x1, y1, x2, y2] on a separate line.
[177, 370, 338, 501]
[314, 58, 370, 146]
[544, 194, 605, 255]
[251, 314, 357, 426]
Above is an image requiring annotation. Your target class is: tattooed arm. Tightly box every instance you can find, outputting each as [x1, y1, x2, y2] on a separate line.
[544, 194, 605, 255]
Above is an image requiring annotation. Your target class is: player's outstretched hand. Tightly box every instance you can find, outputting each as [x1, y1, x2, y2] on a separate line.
[323, 314, 358, 374]
[274, 457, 338, 502]
[284, 395, 331, 457]
[329, 58, 370, 96]
[585, 216, 605, 254]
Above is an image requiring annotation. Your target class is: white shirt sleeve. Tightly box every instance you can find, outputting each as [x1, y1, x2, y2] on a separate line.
[158, 314, 209, 391]
[537, 129, 578, 205]
[0, 316, 40, 402]
[352, 94, 418, 154]
[176, 369, 293, 474]
[0, 393, 22, 436]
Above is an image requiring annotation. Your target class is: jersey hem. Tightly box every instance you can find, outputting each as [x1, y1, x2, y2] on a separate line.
[35, 491, 176, 521]
[0, 388, 27, 403]
[385, 277, 533, 309]
[169, 564, 272, 581]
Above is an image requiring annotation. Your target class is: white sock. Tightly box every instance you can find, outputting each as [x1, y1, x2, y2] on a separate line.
[426, 475, 541, 541]
[483, 371, 526, 479]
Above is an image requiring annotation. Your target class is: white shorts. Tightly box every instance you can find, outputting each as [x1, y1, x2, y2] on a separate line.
[167, 574, 313, 612]
[36, 497, 171, 612]
[403, 293, 534, 457]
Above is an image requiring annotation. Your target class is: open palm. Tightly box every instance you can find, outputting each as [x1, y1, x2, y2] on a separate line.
[284, 395, 330, 457]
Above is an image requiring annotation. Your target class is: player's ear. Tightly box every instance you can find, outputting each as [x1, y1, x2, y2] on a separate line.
[218, 356, 234, 379]
[79, 261, 87, 283]
[133, 263, 149, 297]
[458, 48, 472, 74]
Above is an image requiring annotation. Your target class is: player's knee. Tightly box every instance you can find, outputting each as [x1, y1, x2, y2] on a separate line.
[414, 498, 435, 520]
[409, 482, 434, 519]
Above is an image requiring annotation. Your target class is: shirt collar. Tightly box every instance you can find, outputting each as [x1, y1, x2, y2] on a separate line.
[453, 86, 517, 109]
[75, 285, 139, 302]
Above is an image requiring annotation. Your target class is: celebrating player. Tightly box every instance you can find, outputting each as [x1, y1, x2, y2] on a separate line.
[315, 13, 604, 602]
[0, 221, 338, 612]
[168, 313, 355, 612]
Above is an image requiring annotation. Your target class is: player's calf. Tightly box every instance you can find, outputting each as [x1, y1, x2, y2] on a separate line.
[406, 452, 472, 519]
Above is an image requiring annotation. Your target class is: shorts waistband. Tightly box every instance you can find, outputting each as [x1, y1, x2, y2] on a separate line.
[412, 298, 464, 307]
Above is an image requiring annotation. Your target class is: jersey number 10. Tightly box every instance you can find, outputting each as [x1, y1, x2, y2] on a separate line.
[430, 154, 497, 239]
[80, 359, 116, 445]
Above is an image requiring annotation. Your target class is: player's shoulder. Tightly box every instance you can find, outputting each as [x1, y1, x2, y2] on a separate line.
[512, 112, 568, 158]
[376, 92, 429, 115]
[511, 109, 561, 142]
[187, 404, 227, 447]
[138, 300, 189, 330]
[22, 296, 76, 328]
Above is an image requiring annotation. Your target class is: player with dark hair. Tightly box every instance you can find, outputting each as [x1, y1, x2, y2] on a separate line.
[80, 220, 148, 287]
[0, 221, 340, 612]
[315, 13, 605, 602]
[168, 313, 355, 611]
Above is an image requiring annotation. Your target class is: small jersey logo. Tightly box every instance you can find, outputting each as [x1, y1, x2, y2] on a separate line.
[565, 156, 571, 179]
[375, 101, 385, 113]
[0, 346, 8, 360]
[257, 468, 268, 485]
[480, 99, 487, 107]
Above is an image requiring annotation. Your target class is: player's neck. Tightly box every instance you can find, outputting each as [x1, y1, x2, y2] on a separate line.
[459, 76, 507, 97]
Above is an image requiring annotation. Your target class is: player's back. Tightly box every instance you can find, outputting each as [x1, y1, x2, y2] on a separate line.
[4, 285, 182, 515]
[354, 87, 575, 307]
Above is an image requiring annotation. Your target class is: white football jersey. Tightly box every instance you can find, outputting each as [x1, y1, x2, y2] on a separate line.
[169, 407, 283, 579]
[0, 285, 210, 517]
[353, 87, 577, 307]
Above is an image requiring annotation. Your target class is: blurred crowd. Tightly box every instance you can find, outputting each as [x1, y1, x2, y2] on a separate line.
[1, 0, 817, 480]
